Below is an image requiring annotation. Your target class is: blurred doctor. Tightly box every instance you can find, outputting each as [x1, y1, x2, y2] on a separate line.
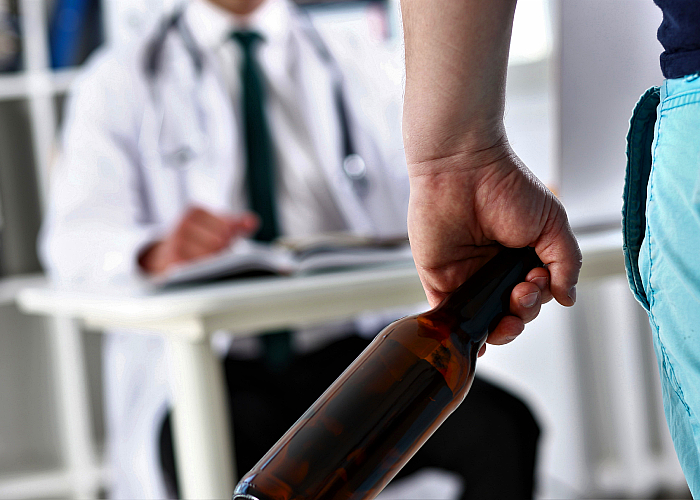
[40, 0, 540, 498]
[41, 2, 408, 288]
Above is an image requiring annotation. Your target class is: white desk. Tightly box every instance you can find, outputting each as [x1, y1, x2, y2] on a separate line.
[15, 231, 623, 500]
[16, 262, 426, 500]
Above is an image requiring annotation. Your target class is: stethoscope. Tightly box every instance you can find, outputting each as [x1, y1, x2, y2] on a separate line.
[143, 4, 369, 201]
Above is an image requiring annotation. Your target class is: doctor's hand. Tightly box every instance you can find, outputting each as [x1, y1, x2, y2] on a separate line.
[407, 141, 581, 356]
[138, 207, 259, 276]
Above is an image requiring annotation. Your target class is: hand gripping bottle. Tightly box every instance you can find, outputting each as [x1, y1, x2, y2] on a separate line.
[233, 246, 542, 500]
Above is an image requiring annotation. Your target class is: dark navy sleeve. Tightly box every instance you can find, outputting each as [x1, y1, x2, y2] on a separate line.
[654, 0, 700, 78]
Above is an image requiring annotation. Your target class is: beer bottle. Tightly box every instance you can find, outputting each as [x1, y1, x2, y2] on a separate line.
[233, 246, 542, 500]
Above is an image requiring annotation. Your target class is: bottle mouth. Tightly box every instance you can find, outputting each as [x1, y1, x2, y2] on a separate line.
[232, 495, 260, 500]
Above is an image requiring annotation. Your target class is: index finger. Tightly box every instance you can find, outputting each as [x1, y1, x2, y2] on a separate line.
[185, 207, 236, 239]
[225, 212, 260, 237]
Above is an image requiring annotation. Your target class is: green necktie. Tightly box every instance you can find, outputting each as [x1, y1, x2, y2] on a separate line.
[232, 31, 290, 370]
[232, 31, 280, 243]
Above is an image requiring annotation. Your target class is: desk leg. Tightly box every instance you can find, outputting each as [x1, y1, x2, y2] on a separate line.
[47, 316, 100, 498]
[167, 338, 236, 499]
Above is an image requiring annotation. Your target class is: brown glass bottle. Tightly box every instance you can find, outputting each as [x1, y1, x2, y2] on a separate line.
[233, 246, 542, 500]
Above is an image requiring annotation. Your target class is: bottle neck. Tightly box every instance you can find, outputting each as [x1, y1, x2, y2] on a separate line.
[424, 247, 542, 342]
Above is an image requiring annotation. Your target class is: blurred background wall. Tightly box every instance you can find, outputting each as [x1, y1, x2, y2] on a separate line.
[0, 0, 690, 499]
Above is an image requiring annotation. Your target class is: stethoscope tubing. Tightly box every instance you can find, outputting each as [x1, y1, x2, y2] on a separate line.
[143, 4, 368, 202]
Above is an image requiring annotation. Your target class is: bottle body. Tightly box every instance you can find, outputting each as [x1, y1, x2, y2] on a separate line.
[234, 310, 479, 500]
[233, 247, 541, 500]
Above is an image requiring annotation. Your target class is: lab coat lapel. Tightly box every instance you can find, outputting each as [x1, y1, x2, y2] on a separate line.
[294, 28, 375, 235]
[150, 39, 242, 215]
[187, 57, 242, 212]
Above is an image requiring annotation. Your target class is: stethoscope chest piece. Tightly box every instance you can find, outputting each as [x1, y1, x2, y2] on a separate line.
[343, 153, 366, 180]
[343, 153, 369, 197]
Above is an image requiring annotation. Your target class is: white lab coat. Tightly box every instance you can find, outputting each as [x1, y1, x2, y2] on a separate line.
[39, 3, 410, 498]
[40, 4, 408, 290]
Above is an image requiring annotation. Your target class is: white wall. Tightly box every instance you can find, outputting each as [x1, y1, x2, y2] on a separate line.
[557, 0, 663, 228]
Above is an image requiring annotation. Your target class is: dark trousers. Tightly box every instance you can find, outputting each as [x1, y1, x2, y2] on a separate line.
[160, 335, 540, 500]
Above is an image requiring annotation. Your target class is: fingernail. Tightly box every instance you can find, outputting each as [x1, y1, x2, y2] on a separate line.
[529, 276, 548, 290]
[568, 286, 577, 305]
[519, 292, 539, 308]
[505, 335, 518, 343]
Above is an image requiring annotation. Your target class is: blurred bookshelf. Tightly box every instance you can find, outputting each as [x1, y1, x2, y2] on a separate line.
[0, 1, 108, 498]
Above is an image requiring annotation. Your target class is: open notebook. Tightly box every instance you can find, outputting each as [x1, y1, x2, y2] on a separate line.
[149, 234, 413, 288]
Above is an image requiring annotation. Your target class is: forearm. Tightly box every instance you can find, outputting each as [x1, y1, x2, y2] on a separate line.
[401, 0, 517, 169]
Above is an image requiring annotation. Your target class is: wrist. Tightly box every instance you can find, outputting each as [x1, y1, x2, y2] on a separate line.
[405, 131, 513, 179]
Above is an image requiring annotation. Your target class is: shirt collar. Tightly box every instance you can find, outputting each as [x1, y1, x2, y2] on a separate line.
[187, 0, 292, 51]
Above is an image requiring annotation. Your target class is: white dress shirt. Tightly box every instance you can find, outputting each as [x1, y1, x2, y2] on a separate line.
[187, 0, 347, 238]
